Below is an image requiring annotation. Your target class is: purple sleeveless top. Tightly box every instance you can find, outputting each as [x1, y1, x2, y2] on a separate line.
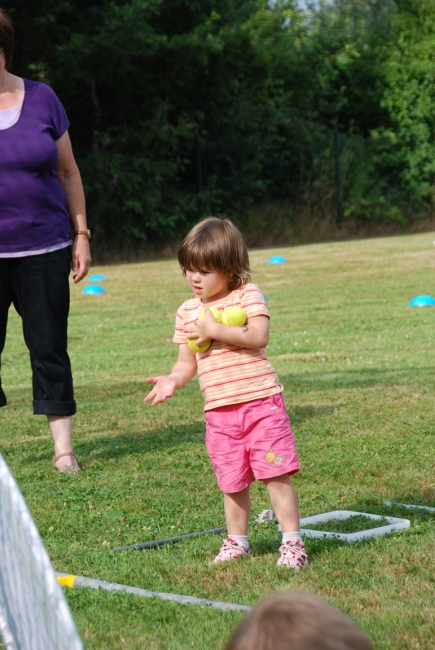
[0, 79, 72, 255]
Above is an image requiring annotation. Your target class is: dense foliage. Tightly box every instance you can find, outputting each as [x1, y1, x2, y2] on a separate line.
[3, 0, 435, 248]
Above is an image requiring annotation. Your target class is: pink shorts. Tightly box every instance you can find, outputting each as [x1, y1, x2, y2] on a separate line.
[205, 393, 299, 493]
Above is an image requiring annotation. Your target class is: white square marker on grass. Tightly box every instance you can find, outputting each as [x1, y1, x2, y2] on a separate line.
[299, 510, 410, 542]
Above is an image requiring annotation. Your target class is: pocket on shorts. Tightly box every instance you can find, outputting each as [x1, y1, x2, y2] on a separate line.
[204, 409, 227, 440]
[205, 410, 219, 427]
[266, 393, 290, 424]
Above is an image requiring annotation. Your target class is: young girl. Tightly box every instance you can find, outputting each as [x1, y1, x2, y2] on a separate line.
[145, 217, 308, 570]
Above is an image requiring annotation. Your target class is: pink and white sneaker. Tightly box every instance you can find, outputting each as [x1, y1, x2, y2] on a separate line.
[213, 538, 250, 564]
[276, 539, 309, 570]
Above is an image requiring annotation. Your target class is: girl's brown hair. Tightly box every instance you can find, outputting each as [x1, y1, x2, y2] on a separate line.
[178, 217, 252, 290]
[225, 591, 374, 650]
[0, 9, 14, 69]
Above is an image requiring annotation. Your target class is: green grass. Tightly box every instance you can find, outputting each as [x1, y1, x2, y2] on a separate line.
[2, 232, 435, 648]
[302, 514, 391, 533]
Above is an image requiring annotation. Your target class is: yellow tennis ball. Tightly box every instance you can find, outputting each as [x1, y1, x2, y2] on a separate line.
[210, 308, 223, 323]
[222, 306, 247, 326]
[187, 309, 212, 353]
[188, 339, 211, 353]
[198, 308, 222, 323]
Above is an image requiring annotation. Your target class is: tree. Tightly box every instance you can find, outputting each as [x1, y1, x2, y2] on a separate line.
[380, 0, 435, 200]
[6, 0, 324, 248]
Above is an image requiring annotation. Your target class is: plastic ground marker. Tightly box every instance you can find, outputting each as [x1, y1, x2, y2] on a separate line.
[56, 573, 250, 612]
[299, 510, 410, 542]
[385, 502, 435, 513]
[115, 527, 224, 551]
[255, 510, 276, 524]
[256, 509, 410, 541]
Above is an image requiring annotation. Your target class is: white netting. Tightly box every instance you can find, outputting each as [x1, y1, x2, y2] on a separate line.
[0, 453, 83, 650]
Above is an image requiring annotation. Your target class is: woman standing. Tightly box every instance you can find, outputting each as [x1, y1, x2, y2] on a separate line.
[0, 9, 91, 472]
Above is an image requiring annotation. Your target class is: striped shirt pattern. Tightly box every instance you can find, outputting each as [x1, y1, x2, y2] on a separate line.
[173, 283, 282, 410]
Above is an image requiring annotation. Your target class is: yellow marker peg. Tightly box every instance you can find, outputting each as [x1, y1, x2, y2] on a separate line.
[57, 574, 77, 588]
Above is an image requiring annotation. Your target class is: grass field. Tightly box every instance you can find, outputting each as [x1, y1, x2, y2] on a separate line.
[2, 232, 435, 649]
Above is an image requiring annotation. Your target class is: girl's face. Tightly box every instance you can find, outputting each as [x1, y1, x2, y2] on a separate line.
[185, 269, 231, 303]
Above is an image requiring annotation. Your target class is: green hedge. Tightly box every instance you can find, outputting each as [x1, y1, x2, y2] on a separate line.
[4, 0, 435, 249]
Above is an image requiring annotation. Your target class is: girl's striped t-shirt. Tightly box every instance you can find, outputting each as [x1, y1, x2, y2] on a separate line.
[173, 283, 282, 410]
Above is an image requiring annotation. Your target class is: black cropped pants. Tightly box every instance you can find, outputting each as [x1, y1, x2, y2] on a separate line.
[0, 247, 76, 416]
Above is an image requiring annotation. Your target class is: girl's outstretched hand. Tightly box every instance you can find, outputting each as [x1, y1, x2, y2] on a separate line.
[145, 376, 178, 406]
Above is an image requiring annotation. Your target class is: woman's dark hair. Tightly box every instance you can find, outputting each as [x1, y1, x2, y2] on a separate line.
[0, 8, 14, 69]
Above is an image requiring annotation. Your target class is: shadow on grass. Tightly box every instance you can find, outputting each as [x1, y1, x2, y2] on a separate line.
[78, 424, 207, 459]
[4, 365, 435, 415]
[1, 380, 160, 407]
[252, 496, 435, 561]
[1, 350, 29, 365]
[303, 497, 435, 536]
[12, 364, 435, 411]
[3, 388, 348, 471]
[250, 524, 348, 559]
[3, 422, 208, 470]
[280, 366, 435, 393]
[349, 494, 435, 526]
[289, 403, 343, 426]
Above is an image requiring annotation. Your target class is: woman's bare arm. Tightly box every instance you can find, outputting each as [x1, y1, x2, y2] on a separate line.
[55, 130, 91, 283]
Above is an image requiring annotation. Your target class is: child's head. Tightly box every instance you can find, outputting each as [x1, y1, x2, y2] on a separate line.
[224, 591, 374, 650]
[178, 217, 251, 290]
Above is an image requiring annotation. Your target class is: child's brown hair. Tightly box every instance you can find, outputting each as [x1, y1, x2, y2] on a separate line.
[178, 217, 252, 290]
[224, 591, 374, 650]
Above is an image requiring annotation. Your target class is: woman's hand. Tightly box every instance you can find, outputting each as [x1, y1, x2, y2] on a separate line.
[71, 235, 91, 283]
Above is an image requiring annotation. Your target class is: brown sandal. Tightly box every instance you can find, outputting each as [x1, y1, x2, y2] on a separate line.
[53, 452, 80, 473]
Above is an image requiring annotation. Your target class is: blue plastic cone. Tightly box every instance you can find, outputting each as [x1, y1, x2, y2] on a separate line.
[409, 295, 435, 307]
[82, 285, 106, 295]
[88, 274, 106, 282]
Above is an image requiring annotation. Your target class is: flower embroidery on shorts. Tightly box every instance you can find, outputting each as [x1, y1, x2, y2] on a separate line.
[265, 450, 284, 466]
